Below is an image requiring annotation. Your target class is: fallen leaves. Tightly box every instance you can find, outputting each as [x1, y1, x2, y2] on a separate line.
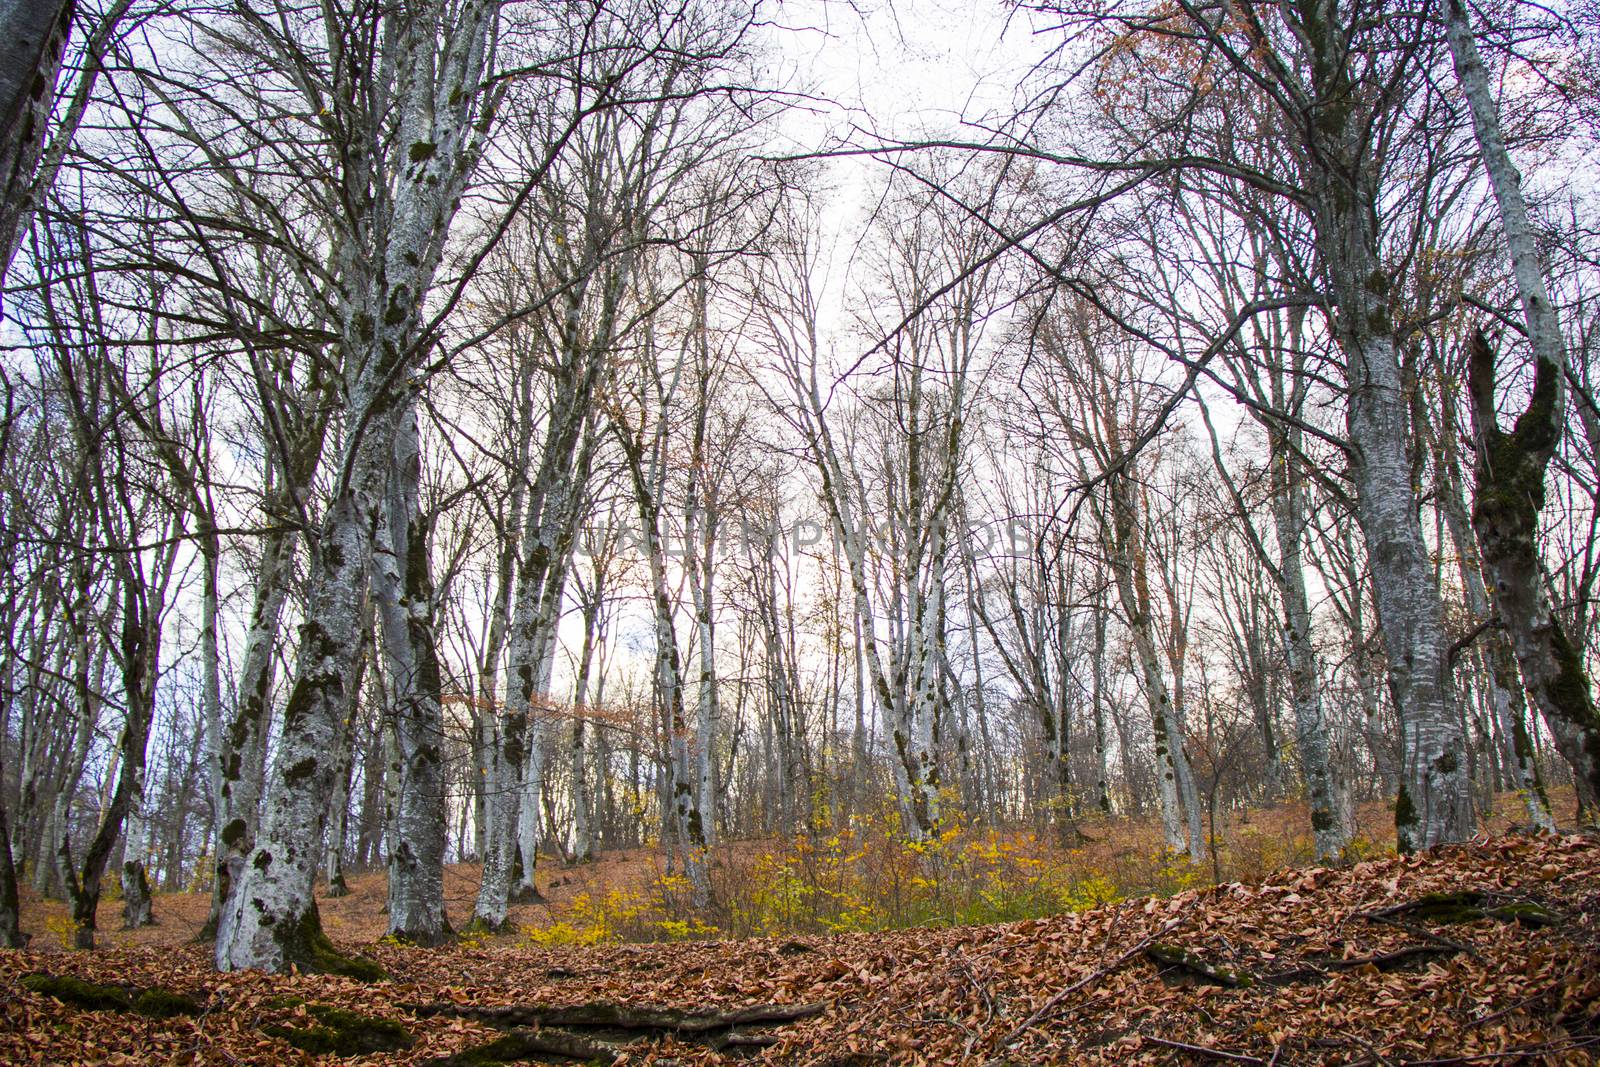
[2, 833, 1599, 1064]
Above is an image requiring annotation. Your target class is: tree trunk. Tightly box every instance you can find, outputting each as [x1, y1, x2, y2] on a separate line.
[118, 755, 154, 929]
[374, 404, 452, 944]
[214, 417, 392, 972]
[0, 0, 72, 289]
[477, 333, 600, 923]
[1105, 475, 1197, 856]
[1270, 429, 1350, 858]
[1466, 332, 1600, 812]
[0, 789, 21, 946]
[204, 521, 301, 939]
[0, 656, 24, 944]
[323, 617, 369, 900]
[1426, 365, 1556, 831]
[1448, 0, 1600, 815]
[1091, 607, 1111, 815]
[1303, 52, 1471, 847]
[217, 0, 498, 972]
[68, 568, 162, 949]
[570, 592, 603, 864]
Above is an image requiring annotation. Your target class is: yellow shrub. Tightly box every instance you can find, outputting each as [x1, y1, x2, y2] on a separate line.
[44, 914, 81, 950]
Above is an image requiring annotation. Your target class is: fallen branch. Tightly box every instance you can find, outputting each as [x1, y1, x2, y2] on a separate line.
[1143, 1035, 1267, 1064]
[1360, 915, 1486, 962]
[1146, 942, 1253, 987]
[406, 999, 825, 1033]
[1359, 892, 1559, 928]
[1260, 944, 1457, 985]
[999, 912, 1190, 1045]
[421, 1027, 619, 1066]
[412, 999, 826, 1065]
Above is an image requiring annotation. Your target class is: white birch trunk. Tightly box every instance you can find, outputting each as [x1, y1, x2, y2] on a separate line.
[208, 523, 295, 935]
[569, 593, 602, 863]
[633, 471, 709, 902]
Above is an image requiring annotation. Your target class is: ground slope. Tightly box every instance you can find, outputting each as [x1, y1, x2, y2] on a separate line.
[2, 833, 1597, 1065]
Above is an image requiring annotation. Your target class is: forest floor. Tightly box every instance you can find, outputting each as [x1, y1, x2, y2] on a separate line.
[3, 800, 1599, 1063]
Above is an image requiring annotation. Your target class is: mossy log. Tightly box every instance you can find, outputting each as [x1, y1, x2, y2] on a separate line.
[262, 1004, 413, 1056]
[409, 999, 825, 1065]
[19, 973, 203, 1017]
[1145, 943, 1254, 988]
[1146, 940, 1466, 989]
[1261, 944, 1456, 985]
[407, 999, 826, 1033]
[422, 1028, 619, 1066]
[1363, 891, 1560, 927]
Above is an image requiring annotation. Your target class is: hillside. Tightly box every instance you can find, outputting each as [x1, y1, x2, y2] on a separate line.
[2, 831, 1597, 1064]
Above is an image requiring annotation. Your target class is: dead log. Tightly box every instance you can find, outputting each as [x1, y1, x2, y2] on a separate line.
[1359, 891, 1560, 927]
[1259, 944, 1456, 985]
[1145, 942, 1254, 988]
[421, 1028, 619, 1066]
[406, 999, 825, 1033]
[411, 999, 826, 1064]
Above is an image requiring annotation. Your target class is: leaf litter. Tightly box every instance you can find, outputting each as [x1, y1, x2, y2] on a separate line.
[2, 833, 1597, 1065]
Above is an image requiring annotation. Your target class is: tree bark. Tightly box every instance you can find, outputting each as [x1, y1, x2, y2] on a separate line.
[1105, 473, 1200, 857]
[1425, 364, 1556, 831]
[373, 404, 452, 944]
[0, 0, 72, 289]
[1447, 0, 1600, 815]
[216, 0, 498, 973]
[1302, 15, 1471, 848]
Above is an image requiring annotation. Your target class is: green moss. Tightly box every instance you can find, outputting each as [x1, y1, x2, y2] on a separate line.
[271, 904, 386, 981]
[21, 974, 132, 1011]
[283, 757, 318, 785]
[423, 1033, 538, 1066]
[1484, 902, 1561, 927]
[261, 995, 306, 1010]
[21, 974, 200, 1018]
[1394, 784, 1417, 852]
[1146, 942, 1253, 988]
[462, 915, 512, 937]
[132, 988, 202, 1018]
[1389, 891, 1560, 927]
[263, 1005, 412, 1056]
[421, 1031, 615, 1067]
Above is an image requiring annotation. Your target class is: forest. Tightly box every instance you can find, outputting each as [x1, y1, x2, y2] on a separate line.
[1, 0, 1600, 1061]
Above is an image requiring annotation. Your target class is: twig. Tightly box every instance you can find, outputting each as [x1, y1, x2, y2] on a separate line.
[1362, 915, 1485, 962]
[1461, 987, 1557, 1030]
[954, 951, 997, 1026]
[999, 911, 1189, 1045]
[1338, 1029, 1398, 1067]
[1396, 1036, 1600, 1065]
[1142, 1035, 1267, 1063]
